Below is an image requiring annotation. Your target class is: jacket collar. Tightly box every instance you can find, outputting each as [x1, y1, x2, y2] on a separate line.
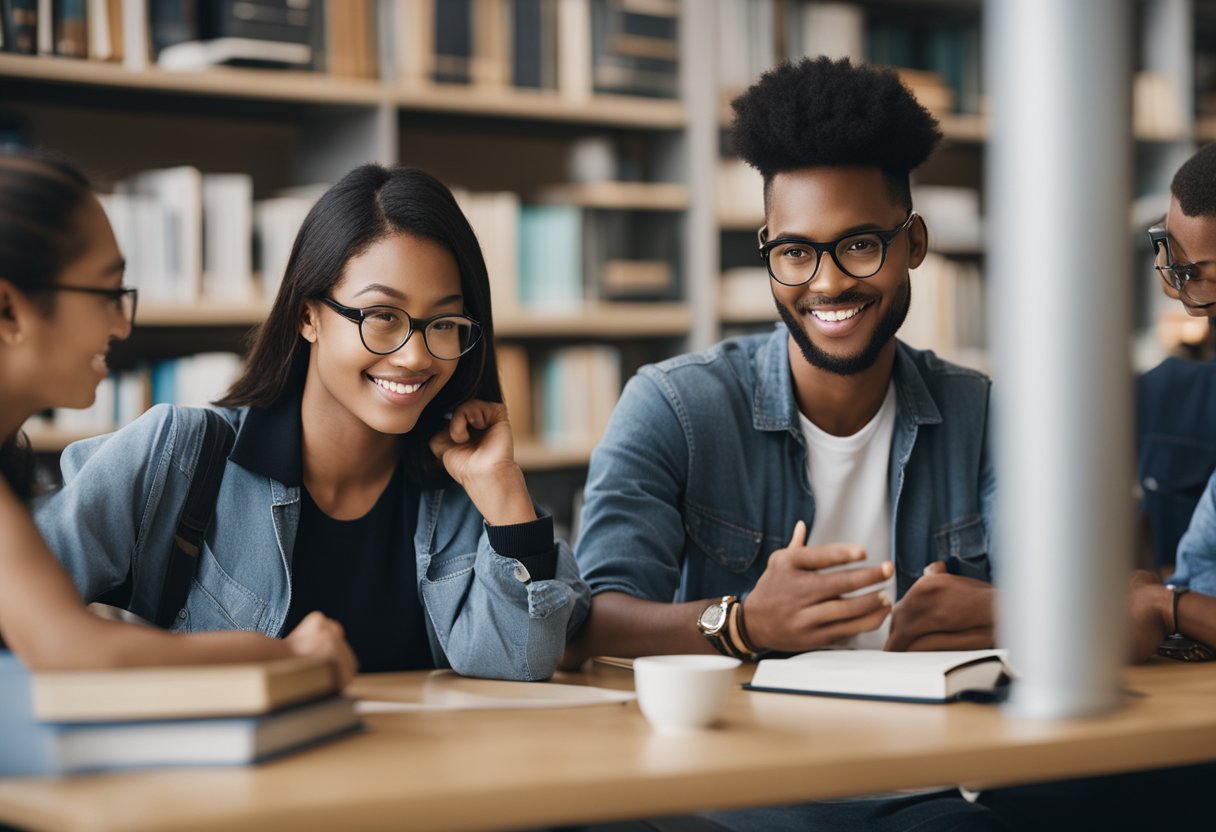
[752, 326, 943, 432]
[229, 392, 304, 487]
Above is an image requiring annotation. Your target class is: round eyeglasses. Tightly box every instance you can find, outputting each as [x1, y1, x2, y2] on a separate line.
[758, 213, 919, 287]
[1148, 224, 1216, 307]
[320, 297, 482, 360]
[45, 284, 139, 326]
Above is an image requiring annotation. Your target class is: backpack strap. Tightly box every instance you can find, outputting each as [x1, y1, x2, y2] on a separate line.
[152, 409, 235, 629]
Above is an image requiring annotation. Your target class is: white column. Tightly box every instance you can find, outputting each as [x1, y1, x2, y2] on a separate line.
[985, 0, 1133, 718]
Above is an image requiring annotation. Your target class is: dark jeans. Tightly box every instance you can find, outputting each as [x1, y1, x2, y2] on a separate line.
[977, 762, 1216, 831]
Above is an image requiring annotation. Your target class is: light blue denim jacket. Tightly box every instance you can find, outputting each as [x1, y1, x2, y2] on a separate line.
[577, 326, 996, 603]
[1169, 469, 1216, 596]
[33, 404, 590, 680]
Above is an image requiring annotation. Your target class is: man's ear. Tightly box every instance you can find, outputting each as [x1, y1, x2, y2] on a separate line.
[0, 278, 29, 346]
[300, 300, 319, 344]
[907, 214, 929, 269]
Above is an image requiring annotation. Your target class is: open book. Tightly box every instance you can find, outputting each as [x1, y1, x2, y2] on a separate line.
[744, 649, 1012, 704]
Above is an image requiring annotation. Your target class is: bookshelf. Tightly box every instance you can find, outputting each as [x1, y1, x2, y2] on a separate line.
[5, 0, 1213, 522]
[1, 0, 697, 535]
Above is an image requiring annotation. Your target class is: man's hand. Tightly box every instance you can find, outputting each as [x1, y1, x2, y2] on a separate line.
[1128, 569, 1172, 663]
[884, 561, 995, 651]
[742, 521, 892, 653]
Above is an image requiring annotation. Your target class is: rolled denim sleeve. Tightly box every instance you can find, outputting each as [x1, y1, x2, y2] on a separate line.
[1172, 469, 1216, 596]
[576, 370, 690, 601]
[421, 497, 590, 681]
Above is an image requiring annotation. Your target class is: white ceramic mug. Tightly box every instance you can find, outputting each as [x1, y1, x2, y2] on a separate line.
[632, 654, 742, 734]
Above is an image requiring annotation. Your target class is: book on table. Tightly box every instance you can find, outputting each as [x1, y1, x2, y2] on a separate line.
[744, 649, 1013, 704]
[0, 653, 359, 777]
[29, 655, 338, 722]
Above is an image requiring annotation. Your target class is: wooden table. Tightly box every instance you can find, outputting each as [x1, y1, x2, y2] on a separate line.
[1, 660, 1214, 831]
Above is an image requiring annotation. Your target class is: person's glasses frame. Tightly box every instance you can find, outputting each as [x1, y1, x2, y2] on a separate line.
[319, 297, 482, 360]
[757, 212, 920, 287]
[1147, 223, 1213, 303]
[45, 284, 139, 326]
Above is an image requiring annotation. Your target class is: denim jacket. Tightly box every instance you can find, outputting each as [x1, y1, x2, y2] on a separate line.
[34, 404, 590, 681]
[576, 326, 995, 603]
[1169, 469, 1216, 596]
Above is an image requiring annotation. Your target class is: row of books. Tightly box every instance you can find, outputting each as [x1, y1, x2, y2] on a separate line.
[498, 343, 621, 449]
[1, 653, 358, 776]
[0, 1, 680, 97]
[455, 186, 682, 311]
[97, 167, 319, 305]
[26, 352, 244, 437]
[715, 0, 980, 116]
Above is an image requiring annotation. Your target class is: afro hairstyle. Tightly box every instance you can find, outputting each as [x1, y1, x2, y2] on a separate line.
[1171, 143, 1216, 217]
[729, 57, 942, 210]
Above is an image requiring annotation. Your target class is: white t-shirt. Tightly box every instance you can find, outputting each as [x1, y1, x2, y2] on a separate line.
[799, 381, 898, 650]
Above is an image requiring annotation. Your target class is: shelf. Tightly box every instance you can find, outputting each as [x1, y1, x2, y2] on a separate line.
[24, 426, 102, 453]
[1197, 117, 1216, 143]
[936, 113, 988, 143]
[396, 83, 684, 129]
[720, 307, 778, 325]
[495, 302, 692, 338]
[0, 54, 386, 106]
[718, 212, 764, 233]
[136, 301, 273, 327]
[532, 181, 689, 210]
[28, 426, 596, 471]
[0, 54, 685, 128]
[515, 442, 595, 471]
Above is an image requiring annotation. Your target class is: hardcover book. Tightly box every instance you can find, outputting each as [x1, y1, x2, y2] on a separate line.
[745, 649, 1012, 704]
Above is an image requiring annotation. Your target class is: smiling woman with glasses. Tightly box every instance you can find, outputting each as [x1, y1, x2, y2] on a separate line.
[0, 149, 356, 681]
[33, 162, 590, 683]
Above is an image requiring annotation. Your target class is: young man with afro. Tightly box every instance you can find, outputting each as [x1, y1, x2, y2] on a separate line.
[568, 57, 1004, 831]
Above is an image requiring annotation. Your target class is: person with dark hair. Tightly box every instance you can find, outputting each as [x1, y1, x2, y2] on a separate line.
[1128, 142, 1216, 661]
[34, 162, 589, 680]
[0, 149, 356, 682]
[568, 58, 1001, 831]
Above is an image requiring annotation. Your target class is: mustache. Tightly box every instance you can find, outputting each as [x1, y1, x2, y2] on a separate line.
[794, 288, 877, 311]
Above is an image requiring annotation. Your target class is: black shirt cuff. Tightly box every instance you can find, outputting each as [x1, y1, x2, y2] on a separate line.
[485, 515, 558, 582]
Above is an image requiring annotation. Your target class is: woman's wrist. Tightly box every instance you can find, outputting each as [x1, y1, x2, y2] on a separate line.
[468, 464, 536, 526]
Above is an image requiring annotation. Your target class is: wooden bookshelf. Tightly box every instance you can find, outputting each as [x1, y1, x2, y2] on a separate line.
[514, 442, 596, 471]
[1197, 117, 1216, 143]
[136, 302, 273, 327]
[532, 182, 689, 211]
[495, 303, 692, 338]
[23, 426, 102, 453]
[0, 54, 386, 106]
[396, 84, 684, 129]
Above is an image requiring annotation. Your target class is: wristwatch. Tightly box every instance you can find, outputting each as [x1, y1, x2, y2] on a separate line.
[697, 596, 741, 658]
[1167, 585, 1190, 636]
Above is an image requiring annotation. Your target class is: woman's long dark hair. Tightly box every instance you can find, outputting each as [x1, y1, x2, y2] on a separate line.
[217, 164, 502, 487]
[0, 150, 94, 499]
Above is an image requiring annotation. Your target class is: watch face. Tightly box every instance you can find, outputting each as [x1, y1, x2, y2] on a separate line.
[699, 603, 727, 632]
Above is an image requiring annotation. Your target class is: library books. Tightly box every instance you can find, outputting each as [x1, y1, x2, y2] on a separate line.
[0, 653, 357, 777]
[29, 656, 339, 722]
[744, 649, 1012, 705]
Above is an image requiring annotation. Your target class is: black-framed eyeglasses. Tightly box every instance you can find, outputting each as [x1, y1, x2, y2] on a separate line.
[758, 213, 919, 286]
[320, 297, 482, 360]
[45, 284, 138, 325]
[1148, 224, 1216, 306]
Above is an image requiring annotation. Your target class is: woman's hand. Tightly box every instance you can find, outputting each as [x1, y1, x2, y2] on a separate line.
[284, 611, 359, 687]
[429, 399, 537, 525]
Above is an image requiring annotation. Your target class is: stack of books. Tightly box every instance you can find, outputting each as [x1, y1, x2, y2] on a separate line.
[0, 653, 359, 777]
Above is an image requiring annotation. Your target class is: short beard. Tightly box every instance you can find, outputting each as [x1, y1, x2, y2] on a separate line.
[775, 280, 911, 376]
